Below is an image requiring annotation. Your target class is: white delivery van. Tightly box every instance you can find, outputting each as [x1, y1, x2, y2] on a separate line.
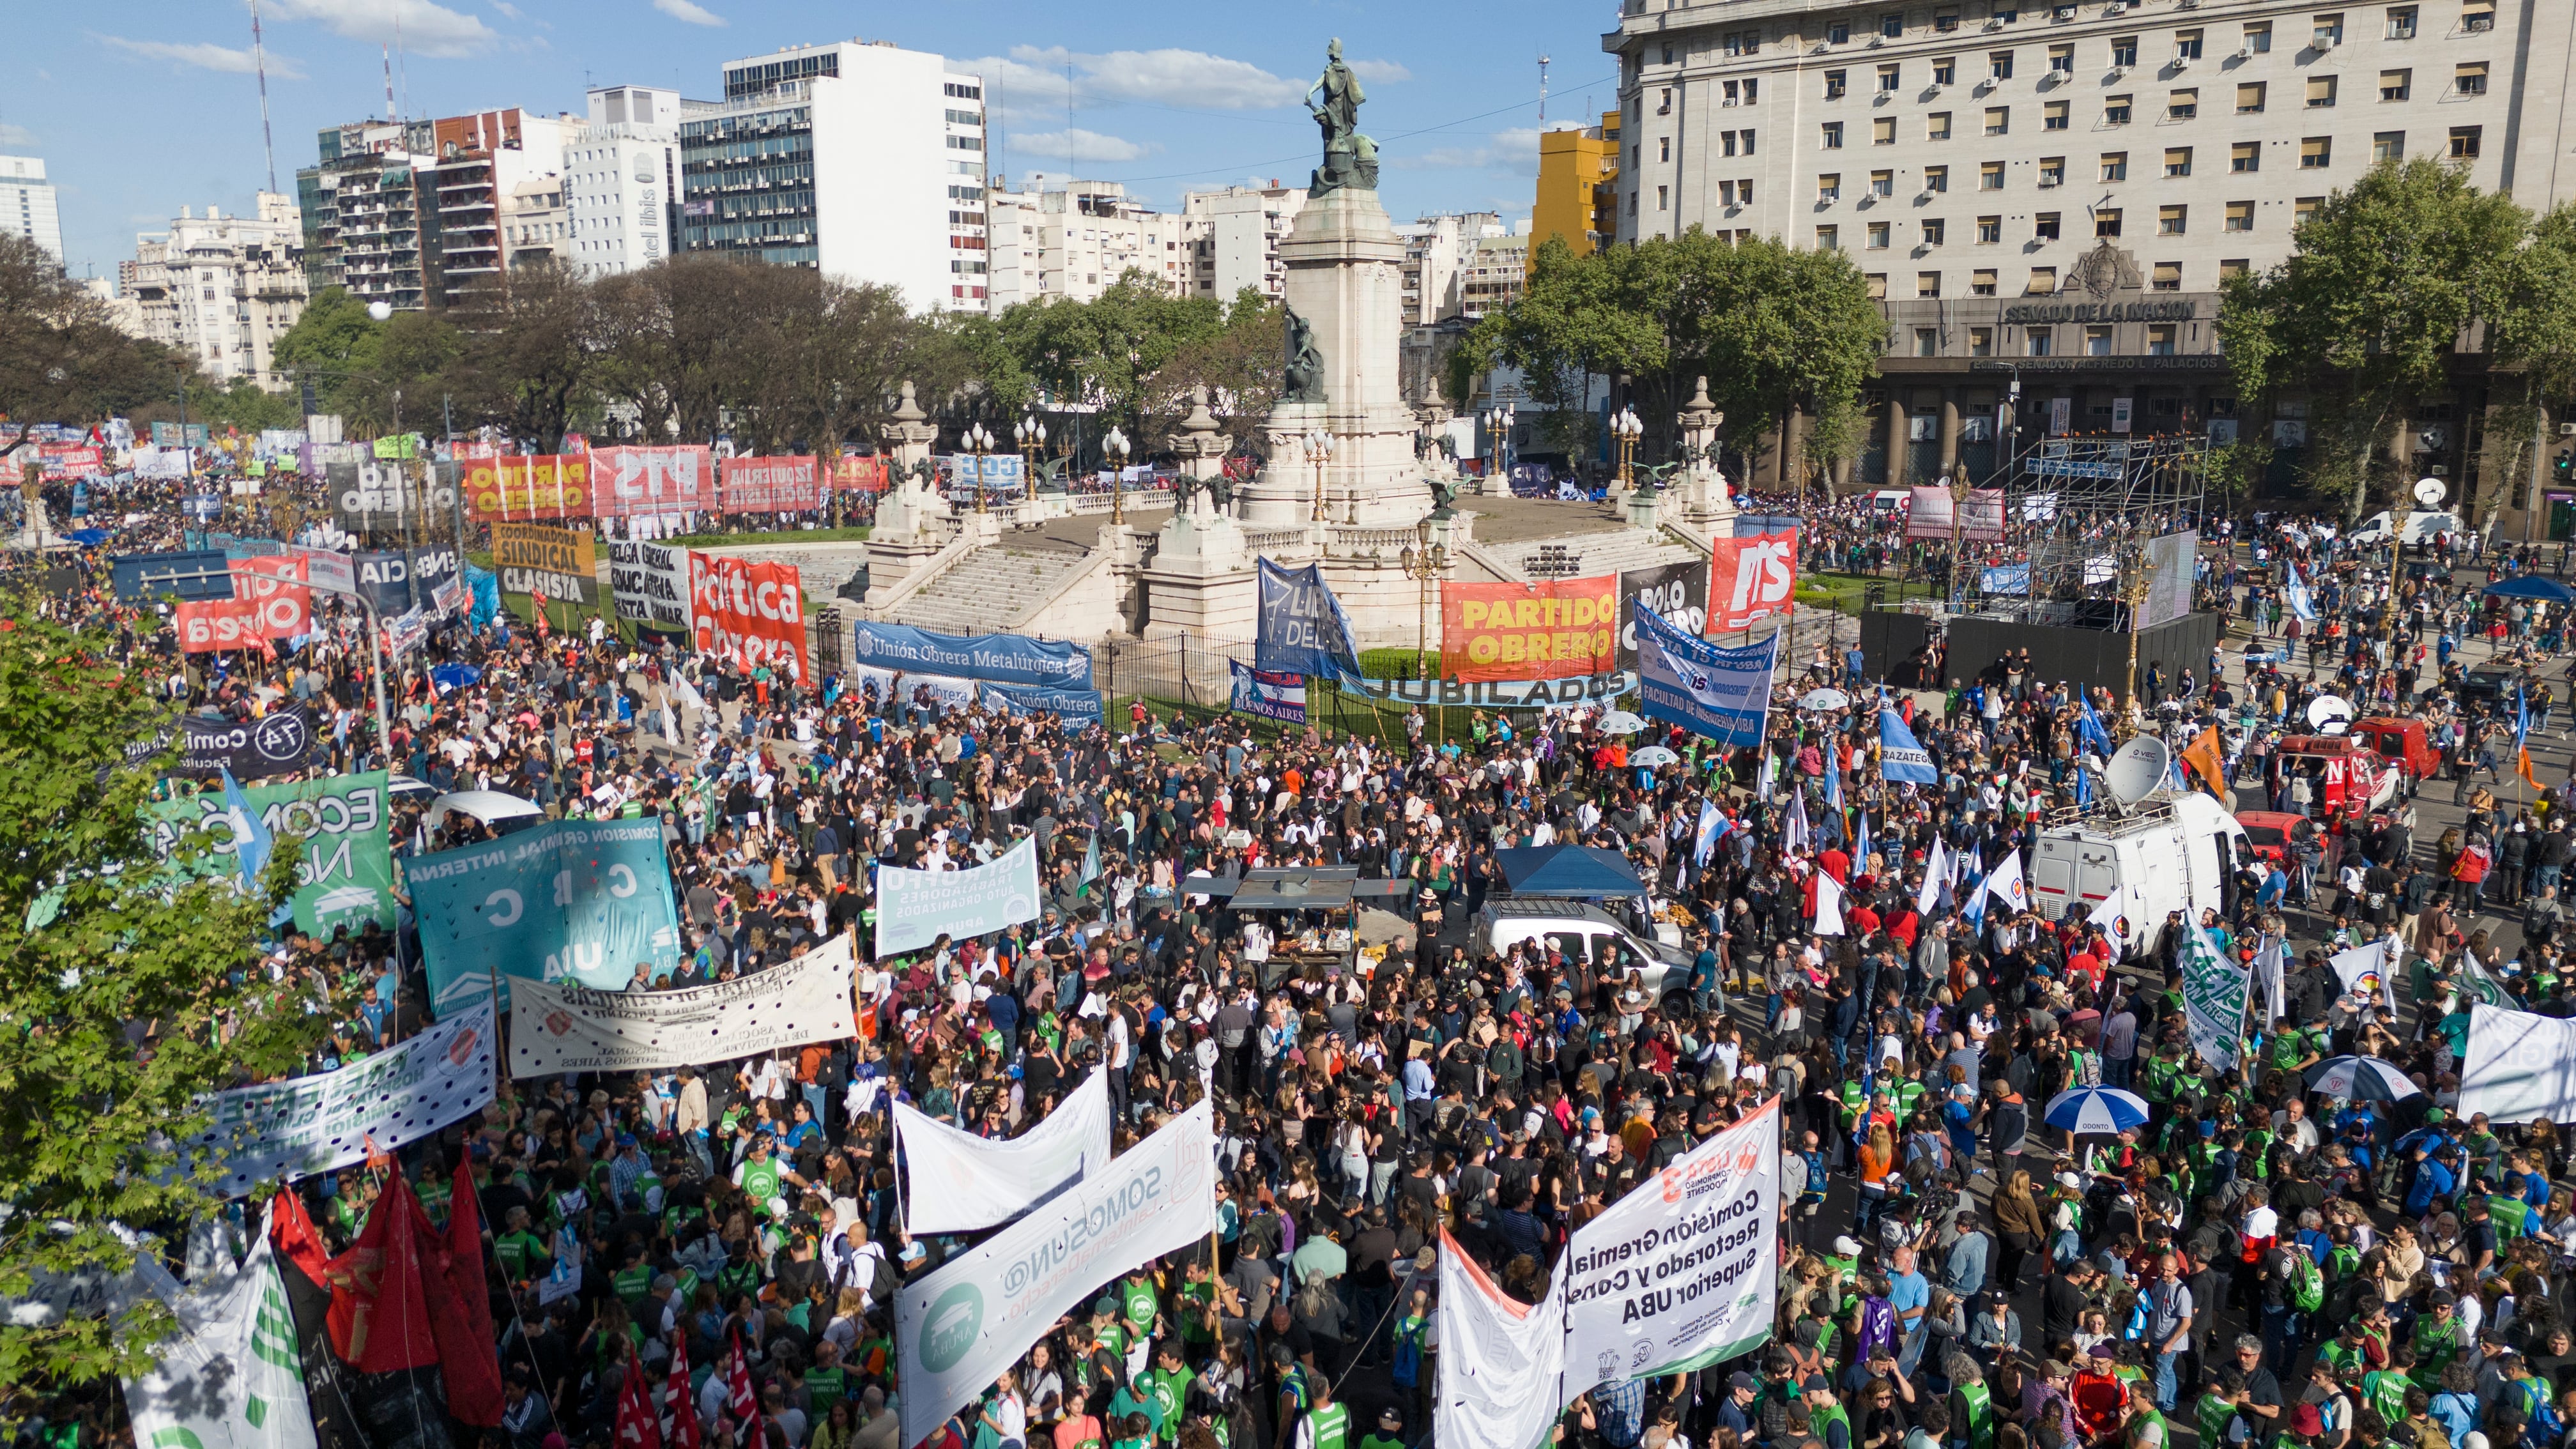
[1469, 899, 1700, 1013]
[2029, 791, 2250, 949]
[2349, 510, 2460, 547]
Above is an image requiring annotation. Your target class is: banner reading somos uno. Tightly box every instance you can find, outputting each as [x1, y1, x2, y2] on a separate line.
[1441, 575, 1621, 683]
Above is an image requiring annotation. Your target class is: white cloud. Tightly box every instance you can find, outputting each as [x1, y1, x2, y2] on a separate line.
[652, 0, 723, 24]
[958, 45, 1324, 122]
[0, 123, 34, 147]
[489, 0, 523, 16]
[1349, 59, 1413, 83]
[1393, 126, 1543, 176]
[96, 36, 309, 79]
[1013, 128, 1153, 164]
[264, 0, 495, 58]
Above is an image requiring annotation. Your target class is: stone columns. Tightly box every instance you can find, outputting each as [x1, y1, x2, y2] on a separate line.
[1938, 390, 1962, 477]
[1884, 396, 1910, 487]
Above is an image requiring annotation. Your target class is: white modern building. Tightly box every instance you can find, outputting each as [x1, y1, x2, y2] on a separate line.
[986, 176, 1188, 307]
[679, 40, 987, 312]
[1396, 211, 1499, 325]
[1, 156, 63, 259]
[114, 193, 309, 388]
[1177, 183, 1306, 302]
[565, 85, 696, 279]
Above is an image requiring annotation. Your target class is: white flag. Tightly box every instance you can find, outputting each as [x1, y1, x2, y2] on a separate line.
[123, 1208, 319, 1449]
[1917, 838, 1948, 916]
[1813, 870, 1846, 937]
[1784, 784, 1811, 855]
[1982, 852, 2029, 917]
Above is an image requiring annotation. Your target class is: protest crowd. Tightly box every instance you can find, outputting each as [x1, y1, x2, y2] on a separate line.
[32, 468, 2576, 1449]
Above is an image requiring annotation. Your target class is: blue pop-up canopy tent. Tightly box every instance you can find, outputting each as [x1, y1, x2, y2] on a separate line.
[1492, 844, 1645, 898]
[2484, 575, 2576, 604]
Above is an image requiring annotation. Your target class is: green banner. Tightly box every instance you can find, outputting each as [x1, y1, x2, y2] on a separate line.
[2181, 920, 2249, 1074]
[149, 770, 397, 937]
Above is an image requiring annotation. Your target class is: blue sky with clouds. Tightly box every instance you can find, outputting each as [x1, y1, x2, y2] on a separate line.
[10, 0, 1628, 284]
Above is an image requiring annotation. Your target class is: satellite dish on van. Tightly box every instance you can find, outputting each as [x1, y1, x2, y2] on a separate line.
[2413, 477, 2448, 507]
[2103, 735, 2173, 809]
[2307, 694, 2356, 734]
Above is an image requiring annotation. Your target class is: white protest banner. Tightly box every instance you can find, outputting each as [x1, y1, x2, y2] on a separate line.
[875, 836, 1043, 956]
[896, 1068, 1114, 1234]
[2459, 1003, 2576, 1124]
[187, 1000, 496, 1193]
[510, 937, 857, 1077]
[1560, 1096, 1779, 1405]
[1438, 1229, 1569, 1449]
[2180, 919, 2248, 1075]
[124, 1210, 319, 1449]
[897, 1099, 1217, 1449]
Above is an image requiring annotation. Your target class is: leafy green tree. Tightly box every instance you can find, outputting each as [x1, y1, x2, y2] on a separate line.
[962, 272, 1229, 452]
[0, 606, 325, 1422]
[0, 233, 198, 460]
[2219, 158, 2529, 519]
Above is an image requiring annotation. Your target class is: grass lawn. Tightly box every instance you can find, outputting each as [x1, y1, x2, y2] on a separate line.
[668, 525, 873, 547]
[1795, 570, 1947, 616]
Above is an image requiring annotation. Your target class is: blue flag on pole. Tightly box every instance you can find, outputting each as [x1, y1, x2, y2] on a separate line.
[1878, 707, 1940, 784]
[2284, 559, 2318, 622]
[2077, 695, 2117, 758]
[218, 767, 272, 889]
[1255, 560, 1366, 683]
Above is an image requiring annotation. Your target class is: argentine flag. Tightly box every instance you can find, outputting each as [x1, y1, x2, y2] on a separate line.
[2283, 558, 2318, 622]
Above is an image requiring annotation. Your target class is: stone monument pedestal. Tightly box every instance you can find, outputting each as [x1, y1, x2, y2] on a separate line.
[1239, 186, 1431, 530]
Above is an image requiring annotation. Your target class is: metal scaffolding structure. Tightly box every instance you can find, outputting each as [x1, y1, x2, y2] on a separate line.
[1965, 434, 2212, 627]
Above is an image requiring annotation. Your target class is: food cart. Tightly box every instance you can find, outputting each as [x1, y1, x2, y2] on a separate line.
[1181, 865, 1413, 988]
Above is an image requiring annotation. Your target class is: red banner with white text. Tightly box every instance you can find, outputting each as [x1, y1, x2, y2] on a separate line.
[176, 597, 271, 654]
[1706, 527, 1799, 634]
[593, 446, 714, 519]
[688, 552, 809, 683]
[721, 456, 823, 513]
[228, 553, 312, 638]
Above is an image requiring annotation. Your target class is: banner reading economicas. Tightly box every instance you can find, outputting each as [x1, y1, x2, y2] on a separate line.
[148, 770, 397, 937]
[1559, 1095, 1779, 1402]
[509, 937, 857, 1077]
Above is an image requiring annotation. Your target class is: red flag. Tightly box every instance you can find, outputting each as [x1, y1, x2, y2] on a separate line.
[425, 1160, 505, 1425]
[269, 1188, 333, 1287]
[666, 1333, 702, 1449]
[615, 1347, 664, 1449]
[725, 1328, 758, 1423]
[323, 1174, 440, 1372]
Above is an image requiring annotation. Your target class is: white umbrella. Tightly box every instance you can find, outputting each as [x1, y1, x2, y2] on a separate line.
[2304, 1055, 2421, 1102]
[1599, 711, 1648, 735]
[1799, 687, 1851, 712]
[2042, 1086, 2152, 1134]
[1630, 746, 1680, 767]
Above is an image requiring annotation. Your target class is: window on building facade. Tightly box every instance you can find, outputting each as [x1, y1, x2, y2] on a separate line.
[1823, 121, 1846, 148]
[1923, 218, 1947, 245]
[2301, 135, 2333, 167]
[2176, 29, 2204, 59]
[1827, 70, 1849, 98]
[2237, 82, 2267, 112]
[1867, 272, 1889, 298]
[1936, 8, 1961, 31]
[2295, 195, 2324, 222]
[2169, 89, 2198, 119]
[1971, 326, 1995, 355]
[2035, 211, 2062, 239]
[1986, 106, 2011, 134]
[2159, 204, 2187, 234]
[2462, 1, 2493, 31]
[1880, 63, 1903, 91]
[1876, 117, 1899, 143]
[1929, 112, 1954, 140]
[1869, 221, 1893, 247]
[1820, 172, 1844, 201]
[2105, 95, 2133, 124]
[1919, 273, 1943, 300]
[2373, 130, 2405, 161]
[1883, 13, 1906, 38]
[2244, 21, 2273, 52]
[2381, 68, 2412, 100]
[2050, 43, 2075, 72]
[2148, 323, 2178, 355]
[2152, 261, 2182, 290]
[1818, 224, 1841, 249]
[2220, 258, 2250, 280]
[2450, 125, 2481, 158]
[2086, 325, 2115, 355]
[1981, 160, 2006, 188]
[2039, 155, 2066, 186]
[2028, 326, 2055, 354]
[1657, 184, 1670, 210]
[1926, 164, 1951, 191]
[2101, 151, 2129, 181]
[2112, 36, 2139, 66]
[1974, 268, 2000, 295]
[2386, 6, 2418, 38]
[2046, 100, 2071, 129]
[2455, 62, 2488, 96]
[2314, 14, 2344, 46]
[1934, 57, 1958, 85]
[2096, 207, 2123, 236]
[1828, 20, 1852, 43]
[2308, 75, 2338, 107]
[1979, 214, 2003, 241]
[1873, 169, 1897, 195]
[2226, 199, 2255, 230]
[1992, 51, 2016, 79]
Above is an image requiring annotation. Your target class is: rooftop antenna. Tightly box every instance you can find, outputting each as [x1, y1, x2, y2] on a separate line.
[250, 0, 279, 192]
[383, 44, 397, 121]
[1539, 54, 1551, 123]
[394, 4, 411, 124]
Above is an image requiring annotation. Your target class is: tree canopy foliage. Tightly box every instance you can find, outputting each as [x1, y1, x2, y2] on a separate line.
[1455, 230, 1887, 475]
[954, 277, 1285, 454]
[0, 604, 326, 1418]
[0, 234, 204, 459]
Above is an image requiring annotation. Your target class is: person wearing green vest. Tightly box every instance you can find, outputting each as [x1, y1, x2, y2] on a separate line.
[1354, 1405, 1406, 1449]
[732, 1135, 786, 1216]
[2411, 1292, 2462, 1385]
[1807, 1375, 1853, 1449]
[612, 1246, 654, 1310]
[1092, 1295, 1131, 1365]
[803, 1339, 850, 1414]
[1122, 1270, 1163, 1346]
[1951, 1358, 1997, 1449]
[492, 1205, 550, 1282]
[2196, 1367, 2245, 1449]
[1301, 1374, 1351, 1449]
[1142, 1341, 1195, 1442]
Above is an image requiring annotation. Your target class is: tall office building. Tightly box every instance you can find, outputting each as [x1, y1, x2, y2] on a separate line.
[678, 40, 987, 311]
[114, 194, 309, 388]
[566, 85, 698, 278]
[1601, 0, 2576, 494]
[1, 156, 65, 259]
